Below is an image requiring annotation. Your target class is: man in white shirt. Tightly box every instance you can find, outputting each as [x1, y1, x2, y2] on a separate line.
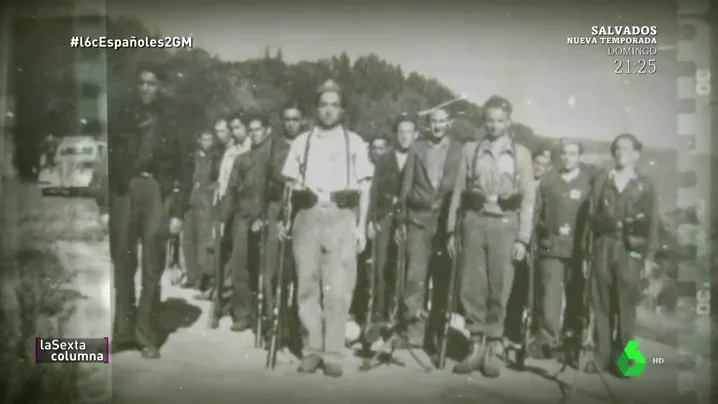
[281, 80, 373, 377]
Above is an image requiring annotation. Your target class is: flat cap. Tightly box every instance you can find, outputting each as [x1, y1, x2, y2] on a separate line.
[316, 79, 342, 95]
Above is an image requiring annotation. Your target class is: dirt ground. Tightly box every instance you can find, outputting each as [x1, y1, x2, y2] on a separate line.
[49, 196, 712, 404]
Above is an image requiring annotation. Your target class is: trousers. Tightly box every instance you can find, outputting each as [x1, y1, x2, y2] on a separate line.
[182, 204, 214, 283]
[590, 235, 643, 369]
[535, 257, 584, 346]
[292, 203, 357, 365]
[110, 176, 172, 347]
[460, 212, 516, 339]
[225, 216, 254, 320]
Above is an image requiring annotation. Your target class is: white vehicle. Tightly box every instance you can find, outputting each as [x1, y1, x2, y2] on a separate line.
[38, 136, 106, 196]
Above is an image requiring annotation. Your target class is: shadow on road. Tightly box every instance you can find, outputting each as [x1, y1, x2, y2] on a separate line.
[159, 298, 202, 347]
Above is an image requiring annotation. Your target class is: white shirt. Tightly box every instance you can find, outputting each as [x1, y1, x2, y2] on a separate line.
[560, 167, 580, 183]
[282, 126, 374, 200]
[395, 150, 408, 171]
[216, 138, 251, 201]
[609, 167, 636, 193]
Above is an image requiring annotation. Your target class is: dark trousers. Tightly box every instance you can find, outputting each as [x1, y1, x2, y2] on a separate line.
[261, 201, 295, 312]
[535, 256, 584, 346]
[504, 258, 530, 344]
[590, 235, 643, 369]
[459, 212, 516, 339]
[404, 211, 447, 345]
[181, 205, 214, 283]
[109, 176, 171, 347]
[226, 215, 253, 320]
[373, 214, 395, 321]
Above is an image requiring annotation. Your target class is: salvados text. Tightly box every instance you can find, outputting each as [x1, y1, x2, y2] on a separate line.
[591, 26, 657, 36]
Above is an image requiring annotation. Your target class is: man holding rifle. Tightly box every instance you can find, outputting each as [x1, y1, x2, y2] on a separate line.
[281, 80, 373, 377]
[262, 101, 305, 328]
[396, 108, 462, 353]
[366, 113, 417, 323]
[446, 95, 535, 378]
[220, 113, 273, 332]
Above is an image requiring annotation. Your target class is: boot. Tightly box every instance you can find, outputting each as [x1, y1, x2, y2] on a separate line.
[480, 338, 503, 378]
[453, 334, 485, 374]
[297, 353, 322, 374]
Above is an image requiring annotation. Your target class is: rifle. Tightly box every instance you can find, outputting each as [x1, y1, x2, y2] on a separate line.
[266, 187, 293, 369]
[359, 204, 432, 372]
[208, 217, 223, 329]
[362, 212, 379, 345]
[514, 238, 536, 369]
[438, 207, 463, 369]
[548, 220, 619, 402]
[255, 223, 267, 349]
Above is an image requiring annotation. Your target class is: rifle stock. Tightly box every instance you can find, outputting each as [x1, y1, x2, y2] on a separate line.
[255, 226, 266, 349]
[438, 208, 462, 369]
[208, 218, 223, 329]
[266, 187, 293, 369]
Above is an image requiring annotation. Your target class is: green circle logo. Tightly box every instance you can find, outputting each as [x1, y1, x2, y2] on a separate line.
[617, 340, 647, 377]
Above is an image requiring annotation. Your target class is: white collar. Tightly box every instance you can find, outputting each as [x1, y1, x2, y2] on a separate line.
[560, 167, 580, 182]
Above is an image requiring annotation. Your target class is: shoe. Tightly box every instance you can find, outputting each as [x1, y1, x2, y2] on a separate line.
[323, 362, 343, 378]
[453, 335, 485, 374]
[110, 340, 138, 354]
[140, 346, 161, 359]
[480, 339, 503, 378]
[230, 317, 252, 332]
[528, 340, 551, 360]
[297, 354, 322, 374]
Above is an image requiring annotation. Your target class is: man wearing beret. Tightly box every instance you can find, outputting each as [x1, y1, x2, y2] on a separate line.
[281, 80, 373, 377]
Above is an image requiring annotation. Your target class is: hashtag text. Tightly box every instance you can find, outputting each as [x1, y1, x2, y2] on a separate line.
[70, 36, 193, 50]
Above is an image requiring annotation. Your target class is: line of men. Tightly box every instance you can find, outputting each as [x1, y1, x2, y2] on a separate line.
[95, 63, 659, 381]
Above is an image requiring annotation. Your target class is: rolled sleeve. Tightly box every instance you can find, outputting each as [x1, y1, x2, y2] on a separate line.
[353, 145, 374, 183]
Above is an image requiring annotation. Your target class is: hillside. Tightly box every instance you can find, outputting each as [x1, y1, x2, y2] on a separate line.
[14, 16, 692, 220]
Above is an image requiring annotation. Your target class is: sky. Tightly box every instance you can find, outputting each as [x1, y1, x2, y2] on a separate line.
[108, 0, 680, 148]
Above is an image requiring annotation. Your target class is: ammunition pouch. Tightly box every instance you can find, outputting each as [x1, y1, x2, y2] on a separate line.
[497, 190, 523, 211]
[461, 191, 485, 211]
[291, 189, 361, 211]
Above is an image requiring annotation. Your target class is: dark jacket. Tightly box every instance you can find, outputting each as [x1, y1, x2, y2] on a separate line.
[189, 149, 220, 210]
[589, 168, 660, 260]
[266, 134, 292, 203]
[534, 169, 592, 258]
[220, 136, 273, 222]
[369, 150, 406, 221]
[99, 100, 193, 219]
[399, 136, 463, 224]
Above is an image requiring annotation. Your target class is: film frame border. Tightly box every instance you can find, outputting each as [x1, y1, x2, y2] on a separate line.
[676, 0, 712, 403]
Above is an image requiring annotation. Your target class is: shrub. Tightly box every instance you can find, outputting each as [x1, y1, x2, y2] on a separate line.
[0, 190, 93, 404]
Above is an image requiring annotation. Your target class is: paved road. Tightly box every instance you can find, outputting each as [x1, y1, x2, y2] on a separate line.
[44, 195, 709, 404]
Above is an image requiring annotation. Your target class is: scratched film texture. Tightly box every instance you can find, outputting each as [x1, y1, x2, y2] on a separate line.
[1, 0, 714, 403]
